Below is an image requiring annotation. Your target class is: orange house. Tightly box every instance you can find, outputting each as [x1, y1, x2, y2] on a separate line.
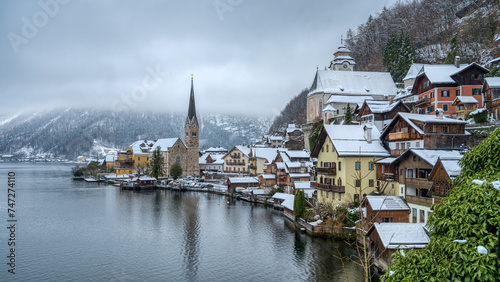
[412, 59, 489, 116]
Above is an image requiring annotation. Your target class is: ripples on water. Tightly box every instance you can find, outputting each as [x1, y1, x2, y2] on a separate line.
[0, 163, 367, 281]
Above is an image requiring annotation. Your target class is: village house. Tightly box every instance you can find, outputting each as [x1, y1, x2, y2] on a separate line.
[311, 124, 390, 206]
[285, 124, 304, 149]
[227, 176, 259, 194]
[366, 223, 430, 270]
[199, 152, 224, 175]
[114, 140, 154, 175]
[259, 150, 313, 192]
[380, 112, 469, 157]
[222, 145, 251, 174]
[248, 147, 280, 176]
[358, 100, 410, 132]
[271, 192, 295, 221]
[452, 96, 478, 120]
[362, 196, 409, 230]
[412, 57, 489, 116]
[483, 77, 500, 119]
[428, 156, 462, 204]
[375, 157, 402, 197]
[268, 136, 284, 148]
[105, 153, 116, 170]
[392, 149, 463, 223]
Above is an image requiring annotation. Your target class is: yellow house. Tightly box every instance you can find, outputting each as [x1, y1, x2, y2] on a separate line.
[311, 125, 390, 206]
[114, 140, 155, 175]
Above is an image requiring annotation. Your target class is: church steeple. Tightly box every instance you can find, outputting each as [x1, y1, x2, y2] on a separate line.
[187, 74, 197, 124]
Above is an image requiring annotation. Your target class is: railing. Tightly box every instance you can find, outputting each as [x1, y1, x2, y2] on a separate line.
[248, 165, 257, 170]
[388, 132, 409, 140]
[456, 109, 473, 116]
[311, 182, 345, 193]
[405, 195, 433, 207]
[415, 98, 431, 106]
[376, 173, 398, 182]
[405, 178, 433, 189]
[226, 162, 245, 166]
[230, 154, 240, 158]
[317, 167, 336, 176]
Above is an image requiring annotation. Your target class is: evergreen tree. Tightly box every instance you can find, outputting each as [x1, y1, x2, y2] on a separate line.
[309, 121, 323, 152]
[383, 31, 417, 82]
[343, 103, 353, 125]
[170, 163, 183, 180]
[486, 66, 500, 78]
[384, 127, 500, 281]
[293, 190, 306, 220]
[147, 146, 165, 179]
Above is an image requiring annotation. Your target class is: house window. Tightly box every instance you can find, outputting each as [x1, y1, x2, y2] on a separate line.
[412, 208, 417, 223]
[368, 162, 373, 170]
[430, 91, 434, 98]
[338, 193, 341, 201]
[413, 156, 417, 162]
[441, 90, 450, 97]
[427, 105, 434, 113]
[471, 74, 476, 80]
[420, 210, 425, 223]
[396, 143, 399, 150]
[456, 89, 460, 96]
[338, 178, 342, 186]
[355, 179, 361, 187]
[321, 147, 324, 152]
[472, 88, 481, 95]
[442, 126, 449, 133]
[176, 157, 181, 163]
[369, 179, 374, 187]
[400, 186, 404, 194]
[443, 104, 448, 112]
[401, 143, 405, 150]
[326, 145, 329, 152]
[407, 169, 414, 178]
[416, 141, 420, 148]
[192, 132, 196, 137]
[355, 162, 361, 170]
[138, 157, 141, 161]
[338, 162, 341, 171]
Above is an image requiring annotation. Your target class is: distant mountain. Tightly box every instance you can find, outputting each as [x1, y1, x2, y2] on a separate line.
[267, 88, 309, 134]
[0, 109, 271, 159]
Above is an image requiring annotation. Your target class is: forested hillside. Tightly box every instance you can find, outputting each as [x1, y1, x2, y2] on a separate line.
[267, 88, 308, 134]
[345, 0, 500, 71]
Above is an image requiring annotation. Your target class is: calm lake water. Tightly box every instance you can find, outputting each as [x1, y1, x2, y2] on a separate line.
[0, 163, 366, 281]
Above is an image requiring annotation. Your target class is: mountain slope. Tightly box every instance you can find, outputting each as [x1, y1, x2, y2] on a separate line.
[0, 109, 271, 159]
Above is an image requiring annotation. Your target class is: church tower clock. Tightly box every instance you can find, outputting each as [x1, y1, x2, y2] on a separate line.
[185, 75, 200, 176]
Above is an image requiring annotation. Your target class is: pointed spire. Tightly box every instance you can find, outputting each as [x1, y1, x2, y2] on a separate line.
[188, 74, 196, 122]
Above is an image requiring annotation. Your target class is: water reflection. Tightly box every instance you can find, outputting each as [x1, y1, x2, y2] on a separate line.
[182, 195, 199, 281]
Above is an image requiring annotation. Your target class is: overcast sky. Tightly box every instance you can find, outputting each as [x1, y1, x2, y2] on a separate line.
[0, 0, 397, 117]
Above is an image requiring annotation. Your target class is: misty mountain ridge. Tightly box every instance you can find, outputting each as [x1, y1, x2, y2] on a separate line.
[0, 108, 271, 159]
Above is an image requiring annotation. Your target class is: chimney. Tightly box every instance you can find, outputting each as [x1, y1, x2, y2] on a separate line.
[455, 56, 460, 68]
[364, 124, 372, 143]
[435, 108, 444, 119]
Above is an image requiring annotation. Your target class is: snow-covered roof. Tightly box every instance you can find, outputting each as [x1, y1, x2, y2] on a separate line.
[322, 104, 337, 113]
[199, 153, 224, 165]
[323, 125, 390, 157]
[484, 77, 500, 88]
[294, 181, 311, 189]
[130, 176, 157, 182]
[285, 162, 303, 168]
[309, 70, 398, 97]
[251, 147, 279, 163]
[365, 196, 409, 211]
[375, 157, 397, 164]
[129, 140, 156, 155]
[363, 100, 405, 114]
[289, 173, 311, 178]
[285, 150, 310, 160]
[453, 96, 479, 105]
[275, 162, 289, 173]
[440, 158, 462, 178]
[418, 64, 468, 84]
[403, 63, 426, 81]
[272, 192, 294, 201]
[151, 138, 182, 152]
[367, 223, 430, 249]
[228, 177, 258, 184]
[204, 147, 228, 154]
[234, 145, 251, 157]
[395, 149, 463, 167]
[286, 124, 302, 134]
[260, 174, 276, 179]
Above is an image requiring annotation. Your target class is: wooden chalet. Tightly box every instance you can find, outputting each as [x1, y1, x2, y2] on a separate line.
[358, 100, 410, 132]
[362, 196, 409, 230]
[452, 96, 478, 120]
[380, 112, 468, 156]
[428, 156, 462, 203]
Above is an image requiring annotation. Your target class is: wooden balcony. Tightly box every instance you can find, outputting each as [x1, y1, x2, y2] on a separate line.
[415, 98, 431, 106]
[405, 195, 433, 207]
[248, 164, 257, 170]
[456, 109, 473, 116]
[317, 167, 337, 176]
[388, 132, 409, 141]
[405, 178, 433, 189]
[311, 182, 345, 193]
[376, 173, 398, 182]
